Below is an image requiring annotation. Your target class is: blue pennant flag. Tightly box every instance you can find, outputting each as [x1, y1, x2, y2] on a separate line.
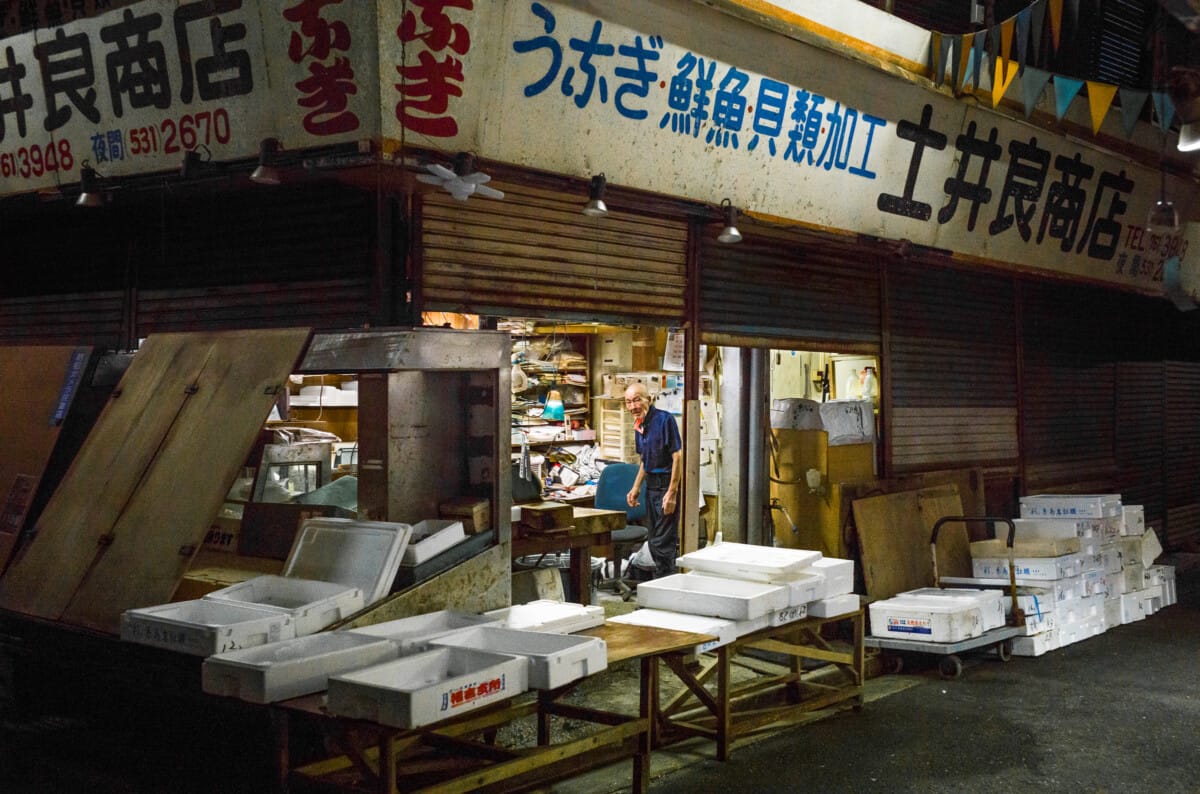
[1053, 76, 1084, 120]
[1118, 89, 1149, 138]
[1022, 67, 1053, 118]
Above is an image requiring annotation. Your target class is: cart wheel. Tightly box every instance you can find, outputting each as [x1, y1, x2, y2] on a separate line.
[938, 655, 963, 679]
[997, 639, 1013, 662]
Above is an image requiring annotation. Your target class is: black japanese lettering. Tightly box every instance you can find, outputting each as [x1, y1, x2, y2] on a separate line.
[1038, 153, 1095, 252]
[0, 46, 34, 142]
[101, 8, 171, 117]
[878, 103, 946, 221]
[35, 27, 100, 131]
[175, 0, 253, 104]
[938, 120, 1000, 231]
[988, 136, 1050, 241]
[1075, 169, 1132, 260]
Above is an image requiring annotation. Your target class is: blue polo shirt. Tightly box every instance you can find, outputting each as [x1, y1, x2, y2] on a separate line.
[635, 405, 681, 474]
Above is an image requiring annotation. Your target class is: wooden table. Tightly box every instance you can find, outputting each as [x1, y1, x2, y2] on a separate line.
[511, 507, 625, 605]
[275, 621, 715, 793]
[654, 605, 865, 761]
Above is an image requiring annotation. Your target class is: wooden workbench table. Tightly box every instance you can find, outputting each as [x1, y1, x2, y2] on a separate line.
[511, 506, 625, 605]
[275, 621, 714, 794]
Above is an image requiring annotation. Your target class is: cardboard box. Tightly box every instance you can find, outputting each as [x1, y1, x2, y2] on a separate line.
[518, 502, 574, 532]
[439, 497, 491, 534]
[970, 537, 1080, 558]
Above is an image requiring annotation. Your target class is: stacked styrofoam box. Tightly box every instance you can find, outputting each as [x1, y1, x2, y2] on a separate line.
[868, 588, 1006, 644]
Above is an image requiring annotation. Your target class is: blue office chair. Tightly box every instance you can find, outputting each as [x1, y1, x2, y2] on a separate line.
[593, 463, 649, 600]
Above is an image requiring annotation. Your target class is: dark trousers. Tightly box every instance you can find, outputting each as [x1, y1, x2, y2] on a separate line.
[645, 483, 679, 578]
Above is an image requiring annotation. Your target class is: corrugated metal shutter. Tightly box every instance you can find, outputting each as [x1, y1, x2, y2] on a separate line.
[419, 182, 687, 324]
[886, 261, 1018, 472]
[1116, 361, 1165, 536]
[698, 223, 879, 348]
[1021, 282, 1117, 492]
[0, 292, 125, 348]
[136, 184, 376, 335]
[1165, 361, 1200, 549]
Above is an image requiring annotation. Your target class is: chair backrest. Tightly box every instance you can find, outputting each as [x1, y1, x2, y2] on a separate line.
[594, 463, 648, 523]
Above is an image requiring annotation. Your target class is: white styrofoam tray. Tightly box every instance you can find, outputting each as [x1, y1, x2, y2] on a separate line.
[281, 517, 413, 605]
[346, 610, 499, 653]
[402, 519, 467, 566]
[484, 600, 605, 633]
[202, 631, 401, 704]
[326, 646, 528, 729]
[807, 593, 861, 619]
[608, 608, 736, 653]
[676, 542, 822, 583]
[203, 576, 364, 637]
[431, 626, 607, 690]
[636, 572, 789, 621]
[869, 598, 984, 643]
[120, 599, 295, 656]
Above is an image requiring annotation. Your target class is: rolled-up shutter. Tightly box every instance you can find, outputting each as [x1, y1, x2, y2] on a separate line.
[0, 292, 125, 348]
[1116, 361, 1165, 536]
[1165, 361, 1200, 549]
[419, 182, 687, 325]
[886, 261, 1018, 473]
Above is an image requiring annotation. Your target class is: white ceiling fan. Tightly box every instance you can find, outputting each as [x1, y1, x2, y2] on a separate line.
[416, 152, 504, 201]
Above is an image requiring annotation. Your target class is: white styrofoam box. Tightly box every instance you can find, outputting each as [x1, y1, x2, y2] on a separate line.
[431, 626, 606, 690]
[401, 520, 467, 566]
[1160, 566, 1177, 607]
[1012, 630, 1058, 657]
[1143, 565, 1166, 588]
[598, 332, 632, 371]
[609, 608, 737, 654]
[819, 399, 875, 445]
[766, 603, 809, 627]
[869, 598, 984, 643]
[282, 518, 412, 605]
[1122, 505, 1145, 536]
[1055, 594, 1106, 625]
[940, 575, 1085, 601]
[808, 593, 860, 618]
[1081, 569, 1110, 598]
[484, 600, 605, 634]
[782, 572, 825, 608]
[1103, 596, 1122, 630]
[1078, 552, 1103, 574]
[1120, 562, 1145, 595]
[346, 610, 499, 653]
[971, 554, 1083, 581]
[1010, 579, 1085, 618]
[120, 600, 295, 656]
[897, 588, 1006, 631]
[1119, 592, 1146, 624]
[202, 631, 401, 704]
[1013, 516, 1121, 542]
[1020, 610, 1057, 636]
[1019, 494, 1122, 519]
[326, 647, 528, 729]
[1116, 533, 1162, 570]
[676, 542, 822, 584]
[970, 537, 1080, 558]
[805, 557, 854, 597]
[203, 576, 364, 637]
[1100, 544, 1123, 575]
[769, 398, 823, 430]
[1058, 614, 1106, 647]
[636, 572, 789, 621]
[1139, 530, 1163, 569]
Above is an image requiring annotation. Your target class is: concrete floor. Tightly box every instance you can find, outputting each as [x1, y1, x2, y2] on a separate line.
[0, 555, 1196, 793]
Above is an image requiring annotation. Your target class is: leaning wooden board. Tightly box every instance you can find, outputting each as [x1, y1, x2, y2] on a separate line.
[0, 329, 311, 633]
[852, 484, 970, 601]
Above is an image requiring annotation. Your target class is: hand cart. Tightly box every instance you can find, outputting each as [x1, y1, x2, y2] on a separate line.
[864, 516, 1026, 679]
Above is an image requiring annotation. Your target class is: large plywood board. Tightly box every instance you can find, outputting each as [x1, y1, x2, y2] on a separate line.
[63, 329, 312, 633]
[852, 484, 968, 600]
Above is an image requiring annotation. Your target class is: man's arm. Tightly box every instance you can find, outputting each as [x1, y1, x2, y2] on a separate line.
[628, 464, 645, 508]
[663, 449, 682, 513]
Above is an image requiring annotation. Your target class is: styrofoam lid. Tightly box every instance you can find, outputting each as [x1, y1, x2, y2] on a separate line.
[677, 542, 821, 576]
[283, 518, 412, 604]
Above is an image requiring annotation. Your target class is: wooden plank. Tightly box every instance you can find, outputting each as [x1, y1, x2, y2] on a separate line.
[63, 328, 312, 633]
[0, 335, 214, 619]
[852, 484, 968, 600]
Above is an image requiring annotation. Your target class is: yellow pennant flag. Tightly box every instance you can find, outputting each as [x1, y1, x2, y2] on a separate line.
[1086, 81, 1118, 134]
[1049, 0, 1063, 51]
[992, 56, 1020, 107]
[1000, 17, 1015, 62]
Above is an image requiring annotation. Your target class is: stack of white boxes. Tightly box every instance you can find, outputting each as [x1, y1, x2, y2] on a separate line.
[963, 495, 1173, 658]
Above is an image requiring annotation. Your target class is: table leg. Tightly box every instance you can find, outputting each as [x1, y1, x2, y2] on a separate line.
[717, 645, 731, 762]
[378, 732, 397, 794]
[270, 708, 290, 794]
[569, 548, 590, 605]
[635, 655, 656, 792]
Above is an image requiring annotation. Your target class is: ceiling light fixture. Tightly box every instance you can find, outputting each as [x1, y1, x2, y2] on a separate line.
[717, 198, 743, 244]
[416, 152, 504, 201]
[582, 173, 608, 217]
[250, 137, 283, 185]
[180, 144, 214, 180]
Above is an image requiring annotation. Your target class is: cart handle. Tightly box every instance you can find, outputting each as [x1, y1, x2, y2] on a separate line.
[929, 516, 1014, 547]
[929, 516, 1024, 629]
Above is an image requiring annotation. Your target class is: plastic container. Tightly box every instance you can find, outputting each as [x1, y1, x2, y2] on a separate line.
[635, 572, 789, 621]
[326, 647, 528, 728]
[346, 610, 499, 653]
[120, 600, 294, 656]
[430, 626, 607, 689]
[484, 600, 605, 633]
[202, 632, 401, 703]
[402, 520, 466, 566]
[676, 542, 822, 584]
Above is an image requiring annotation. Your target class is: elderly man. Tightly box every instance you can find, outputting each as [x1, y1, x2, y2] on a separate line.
[623, 382, 682, 578]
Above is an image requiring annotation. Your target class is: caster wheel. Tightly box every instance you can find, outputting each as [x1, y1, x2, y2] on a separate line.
[997, 639, 1013, 662]
[938, 654, 963, 679]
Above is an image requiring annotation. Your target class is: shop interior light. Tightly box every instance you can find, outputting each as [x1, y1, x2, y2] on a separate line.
[582, 173, 608, 217]
[250, 137, 283, 185]
[718, 198, 743, 244]
[180, 145, 214, 180]
[1179, 122, 1200, 152]
[75, 163, 105, 208]
[416, 152, 505, 201]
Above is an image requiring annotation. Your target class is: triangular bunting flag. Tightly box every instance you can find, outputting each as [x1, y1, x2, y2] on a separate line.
[1152, 91, 1176, 131]
[1031, 0, 1047, 64]
[1016, 8, 1032, 75]
[1053, 75, 1084, 120]
[1049, 0, 1063, 51]
[971, 30, 987, 91]
[1022, 66, 1053, 118]
[1001, 18, 1015, 63]
[992, 57, 1020, 107]
[939, 33, 954, 87]
[1118, 88, 1149, 138]
[1086, 81, 1118, 134]
[929, 32, 942, 85]
[950, 35, 965, 92]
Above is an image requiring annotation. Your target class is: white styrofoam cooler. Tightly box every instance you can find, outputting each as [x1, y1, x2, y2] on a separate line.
[808, 593, 860, 618]
[676, 542, 822, 583]
[202, 576, 364, 638]
[1012, 630, 1058, 657]
[896, 588, 1006, 631]
[971, 554, 1083, 581]
[805, 557, 854, 597]
[608, 608, 737, 654]
[326, 646, 528, 729]
[1122, 505, 1145, 536]
[347, 610, 499, 653]
[484, 600, 605, 633]
[636, 572, 789, 621]
[402, 519, 467, 566]
[120, 600, 295, 656]
[1019, 494, 1122, 519]
[430, 626, 607, 689]
[202, 631, 401, 704]
[869, 597, 984, 643]
[1013, 516, 1121, 542]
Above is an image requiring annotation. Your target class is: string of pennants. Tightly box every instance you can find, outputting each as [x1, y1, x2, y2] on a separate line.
[926, 0, 1174, 137]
